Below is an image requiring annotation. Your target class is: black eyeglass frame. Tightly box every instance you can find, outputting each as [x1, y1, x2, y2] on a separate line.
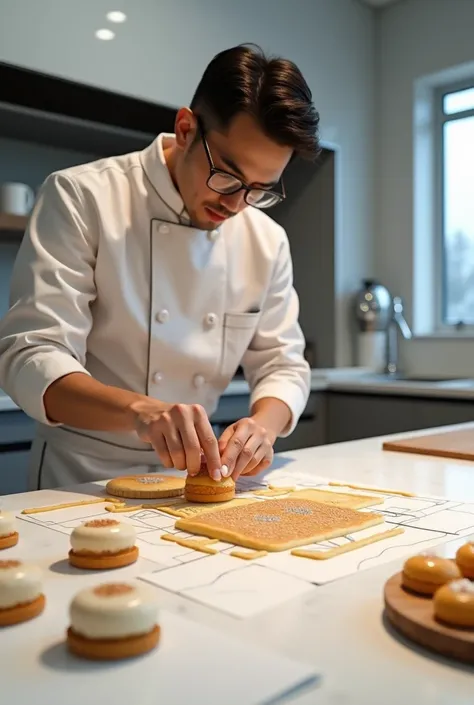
[196, 116, 286, 209]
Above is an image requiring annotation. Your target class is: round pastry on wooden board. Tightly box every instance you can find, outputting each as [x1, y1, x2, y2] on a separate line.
[384, 570, 474, 664]
[401, 553, 462, 595]
[105, 474, 185, 499]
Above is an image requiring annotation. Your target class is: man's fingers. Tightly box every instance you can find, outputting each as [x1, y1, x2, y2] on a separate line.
[232, 435, 262, 480]
[221, 420, 254, 475]
[151, 431, 174, 469]
[218, 423, 235, 455]
[193, 406, 222, 480]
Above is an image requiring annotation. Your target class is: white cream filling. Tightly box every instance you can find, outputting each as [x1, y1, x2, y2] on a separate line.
[0, 561, 43, 609]
[69, 581, 159, 639]
[70, 520, 136, 554]
[0, 511, 17, 539]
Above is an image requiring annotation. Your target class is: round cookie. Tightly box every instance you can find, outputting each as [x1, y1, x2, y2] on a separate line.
[434, 578, 474, 627]
[67, 581, 160, 660]
[69, 519, 138, 570]
[402, 553, 462, 596]
[184, 470, 235, 503]
[0, 560, 45, 626]
[106, 474, 185, 499]
[0, 511, 18, 550]
[455, 542, 474, 579]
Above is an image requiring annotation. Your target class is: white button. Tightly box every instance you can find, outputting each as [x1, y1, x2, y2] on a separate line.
[153, 372, 163, 384]
[207, 229, 219, 242]
[158, 223, 170, 235]
[193, 374, 205, 388]
[156, 309, 169, 324]
[204, 312, 218, 328]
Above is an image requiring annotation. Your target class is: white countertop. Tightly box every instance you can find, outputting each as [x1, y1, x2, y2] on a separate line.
[3, 421, 474, 703]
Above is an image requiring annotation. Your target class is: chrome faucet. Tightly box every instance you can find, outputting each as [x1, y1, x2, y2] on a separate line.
[385, 296, 412, 375]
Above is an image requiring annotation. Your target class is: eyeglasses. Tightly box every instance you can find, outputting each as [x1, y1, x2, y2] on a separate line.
[197, 117, 285, 209]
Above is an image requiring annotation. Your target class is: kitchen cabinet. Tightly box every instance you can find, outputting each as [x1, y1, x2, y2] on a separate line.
[0, 410, 35, 494]
[326, 391, 474, 444]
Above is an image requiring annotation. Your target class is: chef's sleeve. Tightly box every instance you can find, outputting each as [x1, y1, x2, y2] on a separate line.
[0, 172, 95, 424]
[241, 234, 311, 437]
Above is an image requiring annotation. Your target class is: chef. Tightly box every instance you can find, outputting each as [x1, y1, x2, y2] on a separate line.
[0, 44, 320, 490]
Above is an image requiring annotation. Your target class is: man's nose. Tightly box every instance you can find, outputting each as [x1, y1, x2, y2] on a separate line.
[220, 190, 246, 213]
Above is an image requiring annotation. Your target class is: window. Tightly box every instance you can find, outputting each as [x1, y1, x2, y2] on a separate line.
[437, 82, 474, 328]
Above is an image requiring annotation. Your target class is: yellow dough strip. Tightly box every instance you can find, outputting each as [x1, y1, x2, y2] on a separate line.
[328, 481, 415, 497]
[253, 487, 295, 497]
[21, 497, 123, 515]
[230, 549, 268, 560]
[105, 503, 145, 513]
[160, 533, 219, 554]
[291, 526, 404, 560]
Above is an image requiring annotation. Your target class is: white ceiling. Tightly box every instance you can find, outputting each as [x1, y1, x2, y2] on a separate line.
[360, 0, 400, 7]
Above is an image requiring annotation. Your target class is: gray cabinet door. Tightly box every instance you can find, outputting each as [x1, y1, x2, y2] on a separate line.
[0, 449, 31, 495]
[326, 391, 474, 444]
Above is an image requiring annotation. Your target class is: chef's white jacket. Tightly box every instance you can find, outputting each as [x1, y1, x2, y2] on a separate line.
[0, 133, 310, 489]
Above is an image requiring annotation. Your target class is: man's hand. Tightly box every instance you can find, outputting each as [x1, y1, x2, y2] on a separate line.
[129, 399, 224, 480]
[218, 417, 275, 480]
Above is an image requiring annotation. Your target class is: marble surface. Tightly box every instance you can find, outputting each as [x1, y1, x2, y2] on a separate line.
[3, 421, 474, 703]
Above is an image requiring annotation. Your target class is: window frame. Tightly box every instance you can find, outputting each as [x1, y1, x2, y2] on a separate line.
[434, 77, 474, 333]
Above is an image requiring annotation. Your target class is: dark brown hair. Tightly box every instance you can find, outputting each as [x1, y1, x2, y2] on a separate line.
[190, 44, 320, 160]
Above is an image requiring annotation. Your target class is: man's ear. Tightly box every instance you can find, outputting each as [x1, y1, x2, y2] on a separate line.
[174, 107, 197, 150]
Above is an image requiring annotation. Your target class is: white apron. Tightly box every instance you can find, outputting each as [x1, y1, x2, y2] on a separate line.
[0, 134, 310, 490]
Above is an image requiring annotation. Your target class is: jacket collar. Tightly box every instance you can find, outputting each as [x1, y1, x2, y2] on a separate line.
[139, 133, 191, 225]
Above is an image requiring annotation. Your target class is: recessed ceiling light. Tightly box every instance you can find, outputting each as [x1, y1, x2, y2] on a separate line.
[95, 28, 115, 40]
[106, 10, 127, 23]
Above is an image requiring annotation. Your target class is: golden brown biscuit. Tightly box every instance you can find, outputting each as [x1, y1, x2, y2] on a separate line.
[455, 542, 474, 579]
[0, 560, 45, 626]
[0, 511, 18, 550]
[402, 553, 462, 596]
[67, 581, 160, 660]
[68, 519, 139, 570]
[184, 470, 235, 503]
[434, 578, 474, 627]
[105, 474, 185, 499]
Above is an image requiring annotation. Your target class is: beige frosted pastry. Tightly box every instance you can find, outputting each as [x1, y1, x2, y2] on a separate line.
[69, 519, 138, 569]
[67, 581, 160, 660]
[0, 560, 45, 626]
[434, 578, 474, 627]
[0, 511, 18, 550]
[402, 553, 462, 596]
[455, 542, 474, 579]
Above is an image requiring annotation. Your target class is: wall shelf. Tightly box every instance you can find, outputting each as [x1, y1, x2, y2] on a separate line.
[0, 213, 28, 232]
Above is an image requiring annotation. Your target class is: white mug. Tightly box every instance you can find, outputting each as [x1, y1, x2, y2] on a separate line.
[0, 182, 35, 216]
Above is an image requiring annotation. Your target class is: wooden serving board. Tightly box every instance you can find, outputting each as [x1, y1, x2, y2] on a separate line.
[383, 428, 474, 461]
[384, 572, 474, 664]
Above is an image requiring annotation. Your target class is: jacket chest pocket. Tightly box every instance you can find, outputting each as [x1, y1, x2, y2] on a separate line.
[220, 312, 260, 378]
